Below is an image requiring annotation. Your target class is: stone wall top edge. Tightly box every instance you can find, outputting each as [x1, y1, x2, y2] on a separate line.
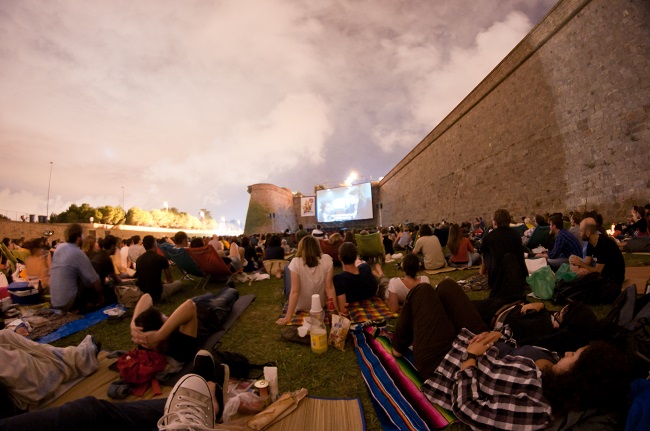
[380, 0, 592, 187]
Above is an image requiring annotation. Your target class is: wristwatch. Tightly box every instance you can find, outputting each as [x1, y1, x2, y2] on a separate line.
[460, 351, 479, 362]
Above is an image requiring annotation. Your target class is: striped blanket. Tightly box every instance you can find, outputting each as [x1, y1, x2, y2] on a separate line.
[279, 296, 397, 325]
[352, 326, 455, 430]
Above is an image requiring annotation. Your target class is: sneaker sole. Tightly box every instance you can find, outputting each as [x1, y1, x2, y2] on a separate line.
[217, 364, 230, 422]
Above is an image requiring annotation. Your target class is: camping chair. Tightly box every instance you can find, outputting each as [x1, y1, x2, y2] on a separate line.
[186, 245, 238, 283]
[319, 239, 342, 265]
[158, 242, 209, 289]
[527, 225, 551, 250]
[0, 243, 17, 273]
[355, 233, 385, 263]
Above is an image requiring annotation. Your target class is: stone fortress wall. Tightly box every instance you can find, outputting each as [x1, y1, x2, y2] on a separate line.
[245, 0, 650, 233]
[379, 0, 650, 225]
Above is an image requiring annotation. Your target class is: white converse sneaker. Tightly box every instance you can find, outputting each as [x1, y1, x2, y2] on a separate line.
[157, 374, 214, 431]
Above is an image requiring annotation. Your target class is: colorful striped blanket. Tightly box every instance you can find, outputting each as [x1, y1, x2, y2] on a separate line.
[352, 326, 455, 430]
[279, 296, 397, 325]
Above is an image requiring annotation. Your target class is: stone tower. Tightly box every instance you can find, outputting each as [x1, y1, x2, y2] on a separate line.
[244, 184, 297, 234]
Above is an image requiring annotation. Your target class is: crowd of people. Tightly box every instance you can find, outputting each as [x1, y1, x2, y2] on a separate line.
[0, 202, 648, 430]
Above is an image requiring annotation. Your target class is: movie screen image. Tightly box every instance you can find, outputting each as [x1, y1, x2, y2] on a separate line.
[316, 183, 373, 222]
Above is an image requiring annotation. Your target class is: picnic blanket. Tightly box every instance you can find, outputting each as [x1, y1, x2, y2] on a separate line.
[424, 265, 480, 276]
[36, 304, 119, 344]
[47, 294, 256, 406]
[352, 326, 455, 431]
[279, 296, 397, 326]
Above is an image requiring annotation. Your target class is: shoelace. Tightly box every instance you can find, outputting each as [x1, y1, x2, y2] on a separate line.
[157, 395, 213, 431]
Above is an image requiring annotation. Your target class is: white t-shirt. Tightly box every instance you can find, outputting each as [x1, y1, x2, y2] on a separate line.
[288, 254, 333, 311]
[413, 236, 445, 270]
[209, 239, 223, 252]
[120, 245, 130, 268]
[385, 275, 430, 303]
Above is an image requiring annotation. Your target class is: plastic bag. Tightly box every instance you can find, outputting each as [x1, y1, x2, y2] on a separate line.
[328, 314, 351, 351]
[526, 266, 555, 300]
[222, 390, 266, 423]
[555, 263, 578, 282]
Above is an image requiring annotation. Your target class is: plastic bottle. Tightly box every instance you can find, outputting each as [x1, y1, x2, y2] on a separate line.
[325, 297, 335, 326]
[309, 294, 328, 354]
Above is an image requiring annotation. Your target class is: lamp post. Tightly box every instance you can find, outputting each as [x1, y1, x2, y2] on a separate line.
[46, 162, 53, 221]
[121, 186, 125, 210]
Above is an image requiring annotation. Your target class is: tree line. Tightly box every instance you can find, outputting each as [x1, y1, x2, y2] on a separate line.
[50, 203, 218, 229]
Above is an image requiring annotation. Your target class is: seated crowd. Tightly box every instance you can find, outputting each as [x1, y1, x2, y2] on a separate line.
[0, 202, 648, 431]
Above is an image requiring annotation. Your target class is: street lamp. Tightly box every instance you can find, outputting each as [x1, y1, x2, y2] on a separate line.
[121, 186, 125, 210]
[46, 162, 53, 221]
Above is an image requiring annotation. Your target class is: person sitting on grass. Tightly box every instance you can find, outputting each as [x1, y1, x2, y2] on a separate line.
[276, 235, 336, 325]
[384, 253, 429, 313]
[412, 224, 446, 270]
[447, 223, 481, 268]
[130, 287, 239, 364]
[534, 213, 583, 271]
[135, 235, 183, 302]
[392, 280, 630, 430]
[49, 224, 105, 313]
[333, 242, 379, 316]
[0, 350, 229, 430]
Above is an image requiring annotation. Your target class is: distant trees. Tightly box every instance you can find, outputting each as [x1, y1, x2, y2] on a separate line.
[52, 203, 214, 229]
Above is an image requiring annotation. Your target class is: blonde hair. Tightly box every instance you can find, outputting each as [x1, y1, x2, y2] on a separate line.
[296, 235, 322, 268]
[328, 233, 342, 244]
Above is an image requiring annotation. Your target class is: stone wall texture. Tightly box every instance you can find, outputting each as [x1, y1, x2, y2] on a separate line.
[244, 0, 649, 231]
[380, 0, 650, 225]
[245, 184, 297, 234]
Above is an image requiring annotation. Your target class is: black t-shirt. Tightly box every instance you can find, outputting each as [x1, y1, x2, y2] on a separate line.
[480, 227, 528, 290]
[592, 234, 625, 284]
[333, 263, 378, 302]
[383, 236, 394, 255]
[91, 250, 114, 283]
[264, 246, 285, 260]
[135, 250, 169, 301]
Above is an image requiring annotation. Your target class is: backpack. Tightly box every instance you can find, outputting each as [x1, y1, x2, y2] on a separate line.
[602, 285, 650, 378]
[552, 272, 611, 305]
[117, 348, 167, 396]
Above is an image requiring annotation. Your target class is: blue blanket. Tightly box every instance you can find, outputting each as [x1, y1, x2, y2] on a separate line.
[37, 304, 118, 344]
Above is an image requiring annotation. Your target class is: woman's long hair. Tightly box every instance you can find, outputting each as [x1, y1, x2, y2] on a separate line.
[447, 224, 462, 255]
[296, 235, 322, 268]
[541, 340, 629, 415]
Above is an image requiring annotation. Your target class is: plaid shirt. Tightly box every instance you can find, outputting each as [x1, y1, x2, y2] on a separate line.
[547, 229, 582, 259]
[421, 329, 552, 431]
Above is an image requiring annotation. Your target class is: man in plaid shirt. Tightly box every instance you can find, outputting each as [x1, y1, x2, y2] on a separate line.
[422, 329, 553, 430]
[535, 213, 582, 271]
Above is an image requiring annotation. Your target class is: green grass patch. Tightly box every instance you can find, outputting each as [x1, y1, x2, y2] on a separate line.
[51, 253, 650, 431]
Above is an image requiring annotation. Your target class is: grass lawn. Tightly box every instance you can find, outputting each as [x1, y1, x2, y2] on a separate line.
[52, 253, 650, 431]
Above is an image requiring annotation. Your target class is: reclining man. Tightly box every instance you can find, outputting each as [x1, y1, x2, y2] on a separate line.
[0, 351, 228, 431]
[130, 286, 239, 363]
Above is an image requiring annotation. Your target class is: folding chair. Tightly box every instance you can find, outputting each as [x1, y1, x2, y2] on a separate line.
[186, 245, 235, 284]
[158, 242, 209, 289]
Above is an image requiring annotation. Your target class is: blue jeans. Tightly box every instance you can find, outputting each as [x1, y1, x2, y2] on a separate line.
[0, 397, 165, 431]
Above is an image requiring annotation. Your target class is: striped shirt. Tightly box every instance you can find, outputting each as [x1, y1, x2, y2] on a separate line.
[422, 329, 553, 430]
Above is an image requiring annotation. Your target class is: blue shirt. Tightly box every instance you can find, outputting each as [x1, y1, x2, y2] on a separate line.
[547, 229, 583, 259]
[49, 242, 99, 308]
